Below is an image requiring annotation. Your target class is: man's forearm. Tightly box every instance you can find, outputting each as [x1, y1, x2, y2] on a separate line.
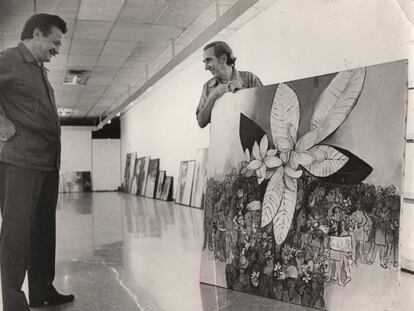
[197, 84, 228, 128]
[197, 96, 215, 128]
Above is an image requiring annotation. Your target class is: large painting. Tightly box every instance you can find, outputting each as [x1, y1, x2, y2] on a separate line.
[123, 152, 136, 193]
[176, 160, 195, 205]
[134, 156, 150, 196]
[161, 176, 173, 201]
[200, 61, 407, 310]
[145, 158, 160, 198]
[59, 171, 92, 193]
[156, 170, 166, 200]
[122, 153, 132, 192]
[191, 148, 209, 208]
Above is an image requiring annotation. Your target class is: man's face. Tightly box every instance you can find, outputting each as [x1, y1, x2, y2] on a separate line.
[33, 26, 63, 62]
[203, 47, 226, 79]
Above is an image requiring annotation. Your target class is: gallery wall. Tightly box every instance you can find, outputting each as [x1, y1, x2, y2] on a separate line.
[121, 0, 414, 195]
[92, 139, 122, 191]
[61, 127, 92, 173]
[61, 127, 121, 191]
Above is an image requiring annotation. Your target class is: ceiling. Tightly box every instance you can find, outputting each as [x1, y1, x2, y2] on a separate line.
[0, 0, 243, 122]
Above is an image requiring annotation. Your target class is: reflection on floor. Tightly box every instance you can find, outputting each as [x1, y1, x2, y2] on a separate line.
[0, 192, 413, 310]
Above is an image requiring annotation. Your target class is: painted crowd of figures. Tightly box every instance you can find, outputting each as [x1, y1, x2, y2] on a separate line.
[203, 171, 400, 310]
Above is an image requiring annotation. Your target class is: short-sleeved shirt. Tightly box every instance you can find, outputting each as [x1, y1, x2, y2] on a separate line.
[196, 68, 262, 116]
[0, 42, 61, 171]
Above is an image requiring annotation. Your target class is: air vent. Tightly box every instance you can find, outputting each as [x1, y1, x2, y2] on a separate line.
[63, 69, 90, 85]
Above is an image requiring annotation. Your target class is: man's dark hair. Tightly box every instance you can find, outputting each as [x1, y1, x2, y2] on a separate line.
[204, 41, 236, 66]
[21, 13, 67, 41]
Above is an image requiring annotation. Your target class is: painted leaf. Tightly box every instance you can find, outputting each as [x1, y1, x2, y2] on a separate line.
[296, 150, 316, 166]
[271, 83, 300, 146]
[259, 135, 269, 159]
[303, 145, 348, 177]
[295, 130, 318, 151]
[239, 113, 267, 154]
[261, 167, 284, 228]
[264, 156, 282, 168]
[257, 163, 267, 184]
[311, 68, 366, 144]
[284, 166, 302, 179]
[272, 179, 297, 245]
[252, 141, 261, 160]
[277, 136, 293, 152]
[244, 148, 251, 162]
[316, 145, 373, 184]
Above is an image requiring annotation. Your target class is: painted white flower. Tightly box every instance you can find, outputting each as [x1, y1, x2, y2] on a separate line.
[245, 135, 282, 184]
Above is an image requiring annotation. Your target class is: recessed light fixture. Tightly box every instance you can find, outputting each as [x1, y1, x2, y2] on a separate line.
[63, 69, 90, 85]
[57, 107, 73, 117]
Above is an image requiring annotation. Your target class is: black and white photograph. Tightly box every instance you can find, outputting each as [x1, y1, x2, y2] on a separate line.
[0, 1, 413, 311]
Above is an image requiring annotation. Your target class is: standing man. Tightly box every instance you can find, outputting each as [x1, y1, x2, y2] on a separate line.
[196, 41, 263, 128]
[0, 14, 74, 311]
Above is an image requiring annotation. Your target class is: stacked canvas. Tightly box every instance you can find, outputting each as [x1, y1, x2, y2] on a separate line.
[122, 154, 173, 201]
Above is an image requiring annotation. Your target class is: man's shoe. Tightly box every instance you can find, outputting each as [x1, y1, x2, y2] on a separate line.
[29, 285, 74, 308]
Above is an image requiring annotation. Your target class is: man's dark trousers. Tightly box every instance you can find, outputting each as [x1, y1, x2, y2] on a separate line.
[0, 162, 58, 311]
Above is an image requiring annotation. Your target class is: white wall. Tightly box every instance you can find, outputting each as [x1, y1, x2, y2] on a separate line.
[61, 127, 121, 192]
[61, 126, 92, 173]
[92, 139, 121, 191]
[121, 0, 414, 195]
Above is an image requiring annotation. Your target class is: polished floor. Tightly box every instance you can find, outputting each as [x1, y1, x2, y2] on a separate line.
[0, 192, 413, 310]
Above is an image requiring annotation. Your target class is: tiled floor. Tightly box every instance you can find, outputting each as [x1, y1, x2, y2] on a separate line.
[1, 192, 413, 310]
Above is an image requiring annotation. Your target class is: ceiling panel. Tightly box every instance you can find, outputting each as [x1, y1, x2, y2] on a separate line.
[102, 92, 124, 101]
[156, 1, 211, 28]
[55, 97, 78, 108]
[123, 56, 155, 69]
[87, 76, 114, 86]
[0, 0, 34, 17]
[67, 54, 98, 68]
[140, 25, 185, 44]
[94, 98, 114, 107]
[96, 55, 128, 68]
[91, 67, 121, 77]
[111, 76, 134, 87]
[78, 0, 125, 21]
[118, 0, 170, 24]
[101, 40, 138, 56]
[76, 94, 99, 107]
[109, 22, 149, 41]
[83, 85, 107, 95]
[0, 16, 30, 36]
[130, 41, 170, 58]
[73, 20, 114, 40]
[36, 0, 81, 19]
[106, 85, 129, 93]
[71, 109, 90, 117]
[69, 39, 105, 55]
[116, 68, 145, 80]
[88, 106, 107, 116]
